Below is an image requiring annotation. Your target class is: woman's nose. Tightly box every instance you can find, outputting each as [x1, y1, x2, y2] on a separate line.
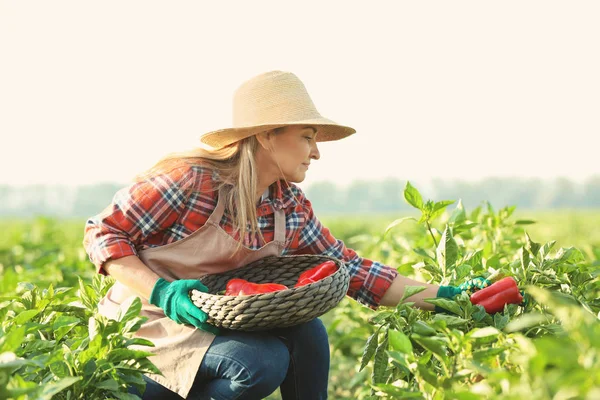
[311, 143, 320, 160]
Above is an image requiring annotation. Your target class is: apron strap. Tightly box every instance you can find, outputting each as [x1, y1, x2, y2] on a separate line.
[273, 209, 286, 243]
[210, 186, 286, 245]
[207, 187, 226, 224]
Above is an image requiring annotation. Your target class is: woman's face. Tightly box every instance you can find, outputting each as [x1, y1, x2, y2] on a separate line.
[260, 125, 321, 183]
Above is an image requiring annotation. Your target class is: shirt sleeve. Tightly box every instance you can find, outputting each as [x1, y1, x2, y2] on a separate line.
[293, 188, 399, 309]
[82, 165, 196, 275]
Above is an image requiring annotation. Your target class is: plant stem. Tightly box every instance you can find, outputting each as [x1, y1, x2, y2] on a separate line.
[426, 221, 438, 248]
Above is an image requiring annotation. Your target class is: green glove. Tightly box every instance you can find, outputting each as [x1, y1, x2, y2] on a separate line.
[150, 278, 219, 335]
[435, 277, 492, 313]
[457, 277, 491, 294]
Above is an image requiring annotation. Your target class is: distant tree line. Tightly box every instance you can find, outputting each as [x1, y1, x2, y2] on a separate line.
[305, 176, 600, 214]
[1, 176, 599, 218]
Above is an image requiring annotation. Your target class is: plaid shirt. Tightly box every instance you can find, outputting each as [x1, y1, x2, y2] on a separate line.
[83, 165, 399, 309]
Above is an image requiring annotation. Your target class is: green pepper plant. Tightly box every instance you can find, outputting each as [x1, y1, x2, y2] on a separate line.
[328, 182, 600, 399]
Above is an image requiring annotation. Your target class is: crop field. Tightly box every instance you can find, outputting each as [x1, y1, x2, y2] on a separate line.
[1, 186, 599, 399]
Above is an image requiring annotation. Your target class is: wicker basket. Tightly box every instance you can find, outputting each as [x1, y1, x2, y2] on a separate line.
[189, 255, 350, 331]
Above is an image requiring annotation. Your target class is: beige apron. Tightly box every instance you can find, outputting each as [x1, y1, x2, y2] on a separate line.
[98, 187, 287, 398]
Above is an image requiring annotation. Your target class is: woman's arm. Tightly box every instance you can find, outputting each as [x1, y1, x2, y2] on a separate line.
[83, 165, 196, 275]
[379, 275, 439, 311]
[290, 186, 440, 310]
[103, 255, 161, 300]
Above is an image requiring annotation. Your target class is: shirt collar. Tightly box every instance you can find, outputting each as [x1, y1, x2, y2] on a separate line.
[271, 180, 298, 210]
[255, 180, 298, 212]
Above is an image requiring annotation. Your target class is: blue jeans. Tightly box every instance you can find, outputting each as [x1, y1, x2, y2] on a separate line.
[129, 318, 330, 399]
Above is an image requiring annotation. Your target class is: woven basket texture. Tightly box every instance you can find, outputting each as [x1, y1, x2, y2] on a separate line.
[190, 255, 350, 331]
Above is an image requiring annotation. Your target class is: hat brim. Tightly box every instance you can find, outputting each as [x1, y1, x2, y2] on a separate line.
[200, 118, 356, 149]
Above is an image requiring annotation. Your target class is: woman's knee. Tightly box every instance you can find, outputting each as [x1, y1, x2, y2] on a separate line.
[244, 336, 290, 395]
[198, 331, 290, 399]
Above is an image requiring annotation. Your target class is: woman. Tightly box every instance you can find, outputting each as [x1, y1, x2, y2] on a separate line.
[83, 71, 488, 400]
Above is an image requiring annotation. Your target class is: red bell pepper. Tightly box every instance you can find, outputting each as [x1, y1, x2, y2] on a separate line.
[294, 260, 338, 288]
[470, 277, 523, 314]
[225, 278, 288, 296]
[224, 279, 247, 296]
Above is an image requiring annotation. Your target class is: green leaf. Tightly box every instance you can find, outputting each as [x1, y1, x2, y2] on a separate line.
[13, 309, 40, 325]
[539, 241, 556, 259]
[417, 362, 441, 387]
[117, 297, 143, 323]
[49, 361, 71, 378]
[122, 316, 147, 334]
[468, 327, 500, 339]
[359, 331, 379, 372]
[411, 335, 447, 358]
[450, 391, 486, 400]
[404, 181, 424, 210]
[369, 311, 393, 325]
[463, 250, 483, 269]
[412, 320, 437, 336]
[388, 329, 412, 354]
[471, 305, 488, 322]
[53, 315, 80, 342]
[120, 372, 147, 395]
[83, 359, 97, 378]
[556, 247, 585, 264]
[514, 220, 536, 225]
[448, 199, 467, 224]
[430, 200, 455, 221]
[114, 358, 161, 375]
[372, 384, 424, 399]
[123, 338, 155, 348]
[424, 298, 462, 316]
[108, 391, 142, 400]
[387, 350, 410, 369]
[519, 246, 530, 271]
[96, 379, 120, 391]
[384, 217, 417, 237]
[78, 278, 96, 310]
[78, 333, 103, 366]
[0, 352, 33, 371]
[39, 377, 82, 400]
[47, 283, 54, 298]
[432, 314, 468, 327]
[472, 347, 506, 361]
[106, 349, 154, 364]
[454, 264, 471, 281]
[16, 282, 35, 293]
[21, 338, 56, 355]
[89, 316, 100, 341]
[413, 248, 435, 261]
[525, 232, 541, 257]
[493, 312, 510, 330]
[436, 225, 458, 275]
[401, 286, 427, 302]
[371, 336, 389, 384]
[0, 326, 26, 353]
[453, 222, 479, 235]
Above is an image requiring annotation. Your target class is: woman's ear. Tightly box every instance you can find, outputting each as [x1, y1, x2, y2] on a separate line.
[256, 130, 276, 152]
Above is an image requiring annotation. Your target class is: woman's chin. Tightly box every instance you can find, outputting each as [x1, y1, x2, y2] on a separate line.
[285, 172, 306, 184]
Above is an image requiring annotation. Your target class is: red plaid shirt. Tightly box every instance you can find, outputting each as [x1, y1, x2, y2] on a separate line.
[83, 164, 399, 309]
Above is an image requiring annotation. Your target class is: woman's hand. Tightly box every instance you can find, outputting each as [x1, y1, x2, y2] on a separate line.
[150, 278, 220, 335]
[436, 277, 524, 314]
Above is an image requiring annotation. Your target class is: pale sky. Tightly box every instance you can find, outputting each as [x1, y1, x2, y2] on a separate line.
[1, 1, 598, 188]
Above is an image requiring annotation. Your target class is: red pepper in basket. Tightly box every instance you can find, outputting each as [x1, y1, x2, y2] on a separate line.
[225, 278, 288, 296]
[294, 261, 338, 288]
[470, 277, 523, 314]
[224, 279, 247, 296]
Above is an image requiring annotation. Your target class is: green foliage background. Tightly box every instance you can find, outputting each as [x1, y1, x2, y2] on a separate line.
[1, 189, 599, 399]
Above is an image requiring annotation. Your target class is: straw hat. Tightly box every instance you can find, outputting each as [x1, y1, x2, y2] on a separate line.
[199, 71, 356, 149]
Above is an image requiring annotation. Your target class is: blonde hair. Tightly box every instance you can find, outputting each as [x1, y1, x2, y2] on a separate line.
[135, 128, 291, 253]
